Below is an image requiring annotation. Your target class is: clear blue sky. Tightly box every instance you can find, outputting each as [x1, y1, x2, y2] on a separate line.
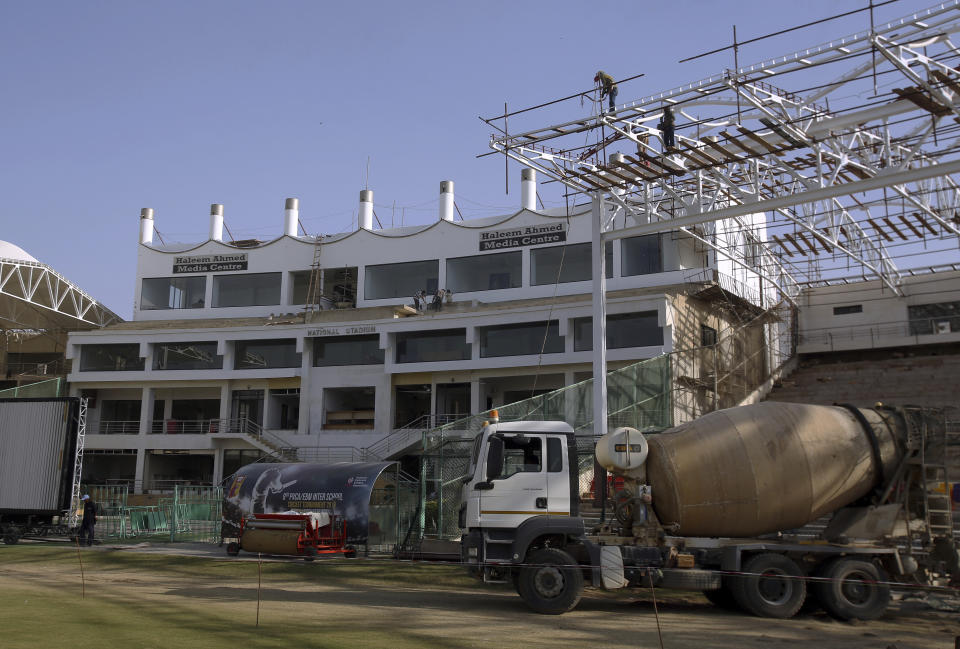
[1, 0, 920, 318]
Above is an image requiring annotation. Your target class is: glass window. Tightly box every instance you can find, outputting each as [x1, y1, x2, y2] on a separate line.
[530, 242, 613, 285]
[79, 344, 145, 371]
[573, 311, 663, 351]
[701, 325, 718, 347]
[153, 342, 223, 370]
[447, 251, 521, 293]
[480, 321, 563, 358]
[622, 234, 663, 276]
[313, 334, 384, 366]
[396, 329, 471, 363]
[290, 271, 313, 305]
[141, 276, 206, 310]
[365, 260, 439, 300]
[235, 339, 301, 369]
[908, 300, 960, 335]
[501, 435, 543, 479]
[833, 305, 863, 316]
[547, 437, 563, 473]
[213, 273, 281, 307]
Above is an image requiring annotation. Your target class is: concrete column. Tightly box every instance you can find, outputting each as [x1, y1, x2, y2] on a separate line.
[139, 387, 155, 436]
[470, 379, 481, 416]
[262, 388, 273, 431]
[298, 339, 312, 434]
[212, 449, 224, 486]
[134, 450, 147, 495]
[219, 382, 231, 421]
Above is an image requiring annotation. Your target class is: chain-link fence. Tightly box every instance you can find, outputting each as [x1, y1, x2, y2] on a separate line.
[78, 484, 222, 542]
[0, 378, 61, 398]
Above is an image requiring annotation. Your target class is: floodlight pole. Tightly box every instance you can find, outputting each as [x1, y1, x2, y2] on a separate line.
[591, 192, 609, 438]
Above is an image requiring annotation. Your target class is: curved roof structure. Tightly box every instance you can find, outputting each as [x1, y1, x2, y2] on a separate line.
[0, 240, 121, 330]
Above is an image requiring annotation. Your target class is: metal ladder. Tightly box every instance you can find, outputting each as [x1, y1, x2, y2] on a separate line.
[303, 236, 323, 320]
[920, 409, 954, 541]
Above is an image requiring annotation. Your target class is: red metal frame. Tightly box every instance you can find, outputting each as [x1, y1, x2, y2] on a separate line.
[239, 513, 350, 556]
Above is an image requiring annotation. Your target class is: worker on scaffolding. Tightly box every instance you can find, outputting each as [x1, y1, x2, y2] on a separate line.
[659, 105, 676, 150]
[594, 70, 618, 113]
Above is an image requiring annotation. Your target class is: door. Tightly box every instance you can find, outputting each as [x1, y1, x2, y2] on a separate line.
[479, 433, 550, 529]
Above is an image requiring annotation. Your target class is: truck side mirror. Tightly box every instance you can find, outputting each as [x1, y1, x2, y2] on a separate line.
[486, 436, 504, 481]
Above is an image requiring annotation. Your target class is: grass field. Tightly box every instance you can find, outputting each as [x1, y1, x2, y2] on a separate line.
[3, 544, 958, 649]
[1, 545, 490, 649]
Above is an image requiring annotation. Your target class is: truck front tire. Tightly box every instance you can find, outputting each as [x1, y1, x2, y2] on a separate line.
[731, 553, 806, 618]
[814, 558, 889, 621]
[517, 548, 584, 614]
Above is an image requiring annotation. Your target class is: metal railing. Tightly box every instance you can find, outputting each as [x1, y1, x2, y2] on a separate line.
[294, 446, 374, 463]
[98, 420, 140, 435]
[800, 316, 960, 349]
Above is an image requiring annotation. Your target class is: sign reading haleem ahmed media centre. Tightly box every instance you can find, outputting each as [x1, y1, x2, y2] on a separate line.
[173, 253, 248, 273]
[479, 224, 566, 251]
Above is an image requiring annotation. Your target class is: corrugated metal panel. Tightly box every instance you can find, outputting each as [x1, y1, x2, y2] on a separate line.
[0, 400, 70, 511]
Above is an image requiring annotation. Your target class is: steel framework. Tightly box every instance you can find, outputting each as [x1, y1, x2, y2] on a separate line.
[488, 1, 960, 300]
[0, 256, 120, 329]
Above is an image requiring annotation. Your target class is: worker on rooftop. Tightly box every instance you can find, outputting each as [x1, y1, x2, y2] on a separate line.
[594, 70, 617, 113]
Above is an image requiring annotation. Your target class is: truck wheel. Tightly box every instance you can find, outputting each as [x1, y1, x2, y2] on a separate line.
[517, 548, 584, 615]
[3, 530, 20, 545]
[731, 553, 806, 618]
[226, 542, 240, 556]
[814, 558, 889, 621]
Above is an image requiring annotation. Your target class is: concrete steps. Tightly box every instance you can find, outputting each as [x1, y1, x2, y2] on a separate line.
[766, 352, 960, 408]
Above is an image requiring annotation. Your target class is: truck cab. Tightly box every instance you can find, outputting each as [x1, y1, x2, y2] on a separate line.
[460, 420, 584, 569]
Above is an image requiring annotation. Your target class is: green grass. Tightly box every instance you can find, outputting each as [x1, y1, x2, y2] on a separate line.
[0, 545, 491, 649]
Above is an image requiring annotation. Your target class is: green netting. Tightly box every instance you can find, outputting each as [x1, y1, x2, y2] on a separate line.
[0, 378, 61, 398]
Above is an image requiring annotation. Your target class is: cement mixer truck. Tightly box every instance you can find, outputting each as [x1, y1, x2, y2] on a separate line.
[459, 401, 958, 619]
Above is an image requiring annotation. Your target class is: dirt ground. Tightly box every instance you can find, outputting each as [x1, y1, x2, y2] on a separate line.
[2, 542, 958, 649]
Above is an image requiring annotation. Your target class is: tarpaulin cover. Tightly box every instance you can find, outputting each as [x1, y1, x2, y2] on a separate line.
[222, 462, 395, 544]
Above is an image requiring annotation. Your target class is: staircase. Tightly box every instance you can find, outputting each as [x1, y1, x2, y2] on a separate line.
[210, 418, 297, 461]
[766, 348, 960, 408]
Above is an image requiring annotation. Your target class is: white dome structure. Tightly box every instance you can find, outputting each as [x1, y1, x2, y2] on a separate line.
[0, 240, 39, 263]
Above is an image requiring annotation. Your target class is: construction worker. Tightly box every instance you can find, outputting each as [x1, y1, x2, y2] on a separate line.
[659, 105, 676, 150]
[594, 70, 618, 113]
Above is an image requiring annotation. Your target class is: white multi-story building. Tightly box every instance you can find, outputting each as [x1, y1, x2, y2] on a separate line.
[66, 173, 772, 492]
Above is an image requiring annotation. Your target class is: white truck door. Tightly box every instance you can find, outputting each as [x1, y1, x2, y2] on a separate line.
[479, 433, 549, 528]
[545, 435, 572, 516]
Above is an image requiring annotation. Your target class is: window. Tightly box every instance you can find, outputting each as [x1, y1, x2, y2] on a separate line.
[480, 321, 563, 358]
[141, 276, 206, 310]
[364, 260, 439, 300]
[832, 305, 863, 316]
[573, 312, 663, 351]
[79, 344, 144, 372]
[501, 435, 543, 479]
[313, 335, 384, 366]
[290, 271, 315, 305]
[153, 342, 223, 370]
[213, 273, 281, 307]
[701, 325, 718, 347]
[447, 251, 522, 292]
[622, 234, 663, 276]
[547, 437, 563, 473]
[395, 329, 471, 363]
[235, 339, 301, 369]
[530, 243, 613, 285]
[908, 300, 960, 335]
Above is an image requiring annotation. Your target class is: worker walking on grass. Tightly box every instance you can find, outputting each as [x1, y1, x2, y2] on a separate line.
[594, 70, 617, 113]
[79, 494, 97, 546]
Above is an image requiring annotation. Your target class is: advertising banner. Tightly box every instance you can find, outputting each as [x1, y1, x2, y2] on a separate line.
[222, 462, 395, 544]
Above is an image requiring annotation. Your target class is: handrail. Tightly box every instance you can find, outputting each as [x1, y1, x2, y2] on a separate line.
[800, 316, 960, 348]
